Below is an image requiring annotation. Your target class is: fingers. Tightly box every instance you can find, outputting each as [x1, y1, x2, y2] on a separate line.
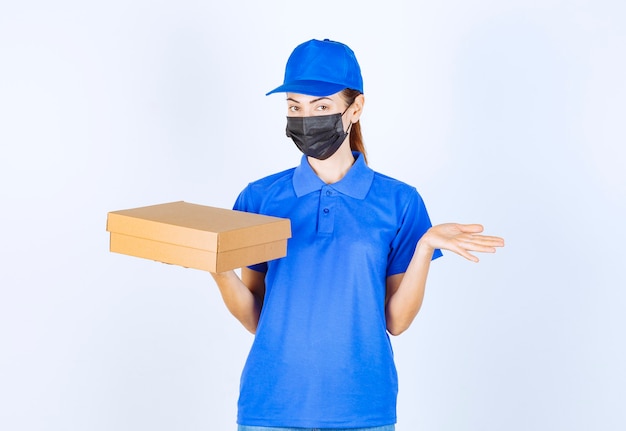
[456, 225, 505, 247]
[460, 250, 480, 263]
[448, 243, 480, 262]
[466, 235, 505, 247]
[452, 233, 505, 262]
[458, 241, 497, 255]
[458, 223, 484, 233]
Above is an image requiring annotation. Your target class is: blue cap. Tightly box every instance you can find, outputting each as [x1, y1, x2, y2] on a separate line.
[266, 39, 363, 97]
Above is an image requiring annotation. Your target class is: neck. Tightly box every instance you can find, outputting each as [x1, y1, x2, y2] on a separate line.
[307, 142, 355, 184]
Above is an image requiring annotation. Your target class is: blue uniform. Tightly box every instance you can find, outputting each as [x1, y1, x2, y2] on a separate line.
[233, 152, 442, 428]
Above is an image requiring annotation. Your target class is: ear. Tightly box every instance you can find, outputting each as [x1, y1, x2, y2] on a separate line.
[350, 94, 365, 123]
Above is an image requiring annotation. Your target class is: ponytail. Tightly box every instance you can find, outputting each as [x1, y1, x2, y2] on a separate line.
[341, 89, 367, 164]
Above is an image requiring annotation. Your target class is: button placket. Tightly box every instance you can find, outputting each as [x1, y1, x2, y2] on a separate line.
[318, 186, 335, 234]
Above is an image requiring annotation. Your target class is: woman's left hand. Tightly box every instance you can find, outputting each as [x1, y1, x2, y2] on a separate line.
[420, 223, 505, 262]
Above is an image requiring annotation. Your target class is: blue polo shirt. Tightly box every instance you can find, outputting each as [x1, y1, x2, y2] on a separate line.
[233, 152, 441, 428]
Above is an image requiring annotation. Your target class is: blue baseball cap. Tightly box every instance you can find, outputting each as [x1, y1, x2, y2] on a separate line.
[266, 39, 364, 97]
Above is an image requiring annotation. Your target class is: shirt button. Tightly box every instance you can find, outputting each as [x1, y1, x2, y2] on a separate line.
[326, 190, 332, 196]
[323, 208, 329, 214]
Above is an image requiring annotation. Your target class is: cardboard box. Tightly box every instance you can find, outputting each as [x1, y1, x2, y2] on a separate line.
[106, 201, 291, 272]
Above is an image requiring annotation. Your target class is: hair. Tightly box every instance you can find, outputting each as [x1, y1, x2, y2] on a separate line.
[340, 88, 367, 164]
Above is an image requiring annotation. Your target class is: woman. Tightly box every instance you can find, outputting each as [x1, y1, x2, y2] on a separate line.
[211, 39, 504, 431]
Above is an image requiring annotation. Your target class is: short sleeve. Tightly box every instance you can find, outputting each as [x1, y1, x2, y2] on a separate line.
[387, 189, 443, 277]
[233, 186, 269, 274]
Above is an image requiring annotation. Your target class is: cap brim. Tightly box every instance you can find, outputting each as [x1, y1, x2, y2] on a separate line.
[265, 80, 347, 97]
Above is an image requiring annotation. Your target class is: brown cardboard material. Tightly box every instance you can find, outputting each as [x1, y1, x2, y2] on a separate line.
[106, 201, 291, 272]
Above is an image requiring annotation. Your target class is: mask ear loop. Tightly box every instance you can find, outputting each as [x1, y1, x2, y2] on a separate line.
[345, 121, 353, 135]
[341, 103, 354, 134]
[341, 103, 353, 117]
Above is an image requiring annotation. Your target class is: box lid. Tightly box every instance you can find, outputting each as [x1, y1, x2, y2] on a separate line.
[106, 201, 291, 252]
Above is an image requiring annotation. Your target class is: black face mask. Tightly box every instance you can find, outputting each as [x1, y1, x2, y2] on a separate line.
[285, 109, 352, 160]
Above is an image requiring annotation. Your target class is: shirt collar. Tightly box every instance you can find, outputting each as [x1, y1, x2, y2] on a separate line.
[292, 152, 374, 199]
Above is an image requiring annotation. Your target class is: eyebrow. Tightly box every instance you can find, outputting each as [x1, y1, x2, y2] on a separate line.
[286, 97, 333, 104]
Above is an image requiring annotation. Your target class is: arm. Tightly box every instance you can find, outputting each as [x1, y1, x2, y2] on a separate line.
[385, 223, 504, 336]
[211, 267, 266, 334]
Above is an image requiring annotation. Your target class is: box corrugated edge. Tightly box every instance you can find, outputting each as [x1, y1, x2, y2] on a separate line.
[110, 232, 287, 272]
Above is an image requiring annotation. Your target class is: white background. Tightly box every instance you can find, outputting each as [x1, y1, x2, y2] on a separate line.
[1, 1, 625, 430]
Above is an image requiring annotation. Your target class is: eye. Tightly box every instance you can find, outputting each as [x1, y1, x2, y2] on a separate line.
[315, 104, 329, 112]
[288, 105, 299, 113]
